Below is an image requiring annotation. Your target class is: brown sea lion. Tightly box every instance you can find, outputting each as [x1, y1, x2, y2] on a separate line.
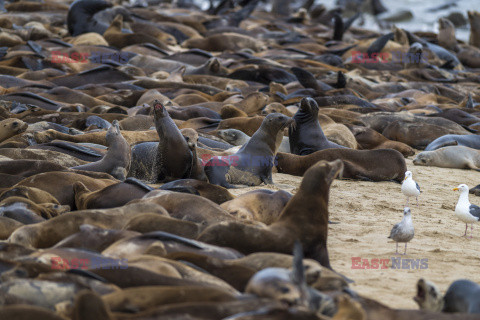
[124, 213, 201, 239]
[73, 178, 151, 210]
[7, 202, 167, 248]
[182, 32, 266, 52]
[276, 149, 406, 182]
[198, 159, 344, 269]
[220, 189, 292, 224]
[469, 11, 480, 48]
[216, 116, 265, 136]
[0, 118, 28, 142]
[138, 190, 236, 224]
[14, 171, 117, 209]
[158, 179, 234, 205]
[103, 14, 169, 49]
[351, 126, 415, 157]
[71, 121, 131, 180]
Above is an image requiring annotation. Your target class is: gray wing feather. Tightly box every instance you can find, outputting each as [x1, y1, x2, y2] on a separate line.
[416, 182, 421, 192]
[388, 223, 400, 238]
[470, 205, 480, 220]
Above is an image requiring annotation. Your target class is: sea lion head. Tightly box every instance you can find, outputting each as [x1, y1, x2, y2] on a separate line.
[439, 17, 454, 31]
[412, 152, 432, 166]
[152, 99, 168, 119]
[245, 268, 303, 306]
[0, 119, 28, 142]
[217, 129, 247, 145]
[105, 120, 121, 145]
[413, 278, 443, 311]
[299, 97, 319, 117]
[262, 113, 295, 134]
[301, 159, 344, 192]
[181, 128, 198, 150]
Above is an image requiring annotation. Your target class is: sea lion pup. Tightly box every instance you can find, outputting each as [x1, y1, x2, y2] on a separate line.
[413, 146, 480, 170]
[204, 113, 294, 188]
[0, 118, 28, 143]
[217, 128, 291, 153]
[181, 128, 208, 182]
[350, 126, 415, 157]
[221, 189, 292, 224]
[289, 97, 346, 155]
[332, 295, 366, 320]
[71, 120, 131, 180]
[199, 159, 344, 269]
[469, 11, 480, 48]
[414, 278, 480, 314]
[276, 149, 406, 182]
[73, 178, 151, 210]
[245, 241, 336, 317]
[129, 100, 194, 183]
[425, 134, 480, 151]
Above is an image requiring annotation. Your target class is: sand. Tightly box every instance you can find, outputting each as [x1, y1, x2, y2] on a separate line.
[229, 155, 480, 310]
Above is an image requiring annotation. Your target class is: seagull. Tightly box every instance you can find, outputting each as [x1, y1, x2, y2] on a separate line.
[388, 207, 415, 255]
[453, 184, 480, 238]
[401, 171, 421, 207]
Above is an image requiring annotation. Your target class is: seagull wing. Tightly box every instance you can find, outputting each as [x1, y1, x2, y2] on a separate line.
[416, 182, 421, 192]
[469, 204, 480, 220]
[388, 222, 400, 238]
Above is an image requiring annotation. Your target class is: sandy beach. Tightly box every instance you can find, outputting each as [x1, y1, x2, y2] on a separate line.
[229, 154, 480, 309]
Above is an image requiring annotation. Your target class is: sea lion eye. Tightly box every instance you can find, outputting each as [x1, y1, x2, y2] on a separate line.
[279, 286, 290, 293]
[12, 122, 18, 127]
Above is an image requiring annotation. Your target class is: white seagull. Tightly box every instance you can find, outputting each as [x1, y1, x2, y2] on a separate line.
[401, 171, 421, 207]
[453, 184, 480, 238]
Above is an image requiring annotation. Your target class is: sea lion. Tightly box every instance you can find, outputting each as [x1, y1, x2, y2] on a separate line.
[71, 120, 131, 180]
[351, 126, 415, 157]
[198, 159, 344, 269]
[14, 171, 117, 209]
[8, 202, 167, 248]
[216, 116, 264, 136]
[276, 149, 406, 182]
[413, 146, 480, 170]
[67, 0, 112, 36]
[220, 189, 292, 224]
[425, 134, 480, 151]
[129, 100, 193, 183]
[289, 97, 346, 155]
[245, 241, 336, 316]
[204, 113, 294, 188]
[0, 118, 28, 142]
[217, 128, 291, 153]
[159, 179, 235, 204]
[414, 278, 480, 314]
[469, 11, 480, 48]
[73, 178, 150, 210]
[124, 213, 202, 239]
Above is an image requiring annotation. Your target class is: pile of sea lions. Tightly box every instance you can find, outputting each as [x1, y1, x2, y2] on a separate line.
[1, 0, 480, 318]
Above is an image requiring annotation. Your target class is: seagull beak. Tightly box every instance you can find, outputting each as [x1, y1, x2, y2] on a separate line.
[453, 188, 459, 191]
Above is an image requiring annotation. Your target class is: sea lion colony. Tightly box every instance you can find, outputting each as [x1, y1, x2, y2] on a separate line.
[0, 0, 480, 318]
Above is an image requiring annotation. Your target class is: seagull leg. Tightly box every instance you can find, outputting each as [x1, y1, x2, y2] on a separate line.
[406, 197, 409, 207]
[463, 224, 468, 237]
[394, 242, 400, 255]
[470, 224, 474, 239]
[416, 196, 418, 207]
[404, 243, 407, 255]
